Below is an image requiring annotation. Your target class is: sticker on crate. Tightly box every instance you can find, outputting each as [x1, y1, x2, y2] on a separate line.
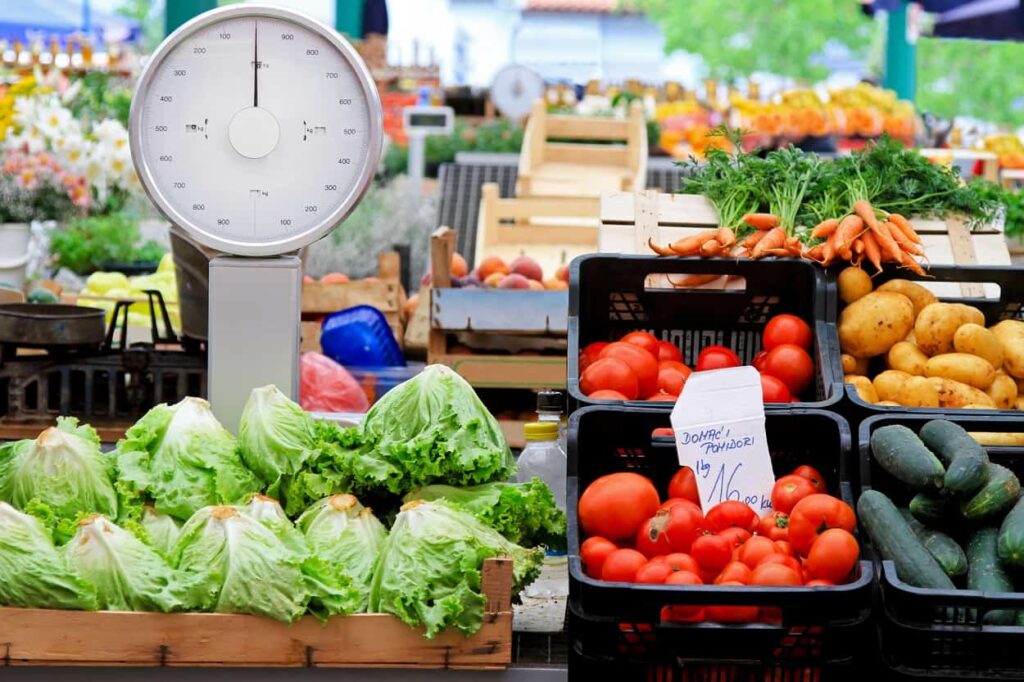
[670, 366, 774, 512]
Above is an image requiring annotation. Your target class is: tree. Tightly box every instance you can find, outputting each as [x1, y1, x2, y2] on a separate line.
[916, 38, 1024, 127]
[637, 0, 877, 82]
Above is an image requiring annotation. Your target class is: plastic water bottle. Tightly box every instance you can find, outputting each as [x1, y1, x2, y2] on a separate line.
[518, 422, 569, 599]
[535, 390, 567, 454]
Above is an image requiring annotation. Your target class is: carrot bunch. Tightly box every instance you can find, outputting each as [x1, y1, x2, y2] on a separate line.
[804, 201, 927, 276]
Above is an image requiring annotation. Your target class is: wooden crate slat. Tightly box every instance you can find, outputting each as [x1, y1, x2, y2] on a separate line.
[433, 354, 566, 390]
[432, 289, 568, 335]
[544, 115, 629, 140]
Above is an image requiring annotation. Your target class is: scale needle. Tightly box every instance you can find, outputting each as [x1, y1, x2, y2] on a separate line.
[253, 20, 259, 107]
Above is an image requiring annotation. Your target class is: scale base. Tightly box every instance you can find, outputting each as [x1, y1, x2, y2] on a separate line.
[208, 255, 301, 432]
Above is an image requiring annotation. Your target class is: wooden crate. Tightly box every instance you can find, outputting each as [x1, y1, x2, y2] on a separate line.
[517, 99, 646, 199]
[428, 227, 566, 390]
[0, 558, 513, 669]
[918, 147, 999, 182]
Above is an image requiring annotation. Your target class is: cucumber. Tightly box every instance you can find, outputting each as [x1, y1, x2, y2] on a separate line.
[920, 420, 990, 497]
[870, 425, 945, 490]
[961, 464, 1021, 521]
[900, 509, 968, 579]
[910, 491, 956, 526]
[997, 497, 1024, 569]
[858, 490, 955, 589]
[967, 526, 1016, 625]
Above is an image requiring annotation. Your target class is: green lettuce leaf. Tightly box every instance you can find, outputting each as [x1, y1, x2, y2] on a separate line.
[238, 385, 317, 495]
[140, 506, 181, 559]
[0, 418, 118, 537]
[116, 398, 261, 520]
[0, 501, 98, 610]
[65, 515, 204, 612]
[296, 494, 387, 612]
[240, 494, 310, 555]
[368, 500, 541, 638]
[404, 478, 566, 550]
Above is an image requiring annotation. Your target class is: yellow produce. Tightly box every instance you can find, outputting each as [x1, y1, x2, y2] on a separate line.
[877, 401, 902, 407]
[970, 432, 1024, 446]
[845, 375, 878, 403]
[926, 377, 996, 409]
[877, 279, 937, 317]
[990, 320, 1024, 379]
[1018, 396, 1024, 410]
[839, 291, 914, 358]
[987, 372, 1018, 410]
[915, 303, 983, 356]
[84, 271, 130, 295]
[924, 353, 997, 390]
[841, 354, 869, 375]
[887, 342, 928, 376]
[873, 370, 939, 407]
[953, 323, 1004, 370]
[838, 266, 872, 305]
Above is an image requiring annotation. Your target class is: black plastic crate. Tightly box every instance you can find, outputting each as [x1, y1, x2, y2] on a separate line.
[567, 254, 842, 411]
[567, 406, 873, 670]
[828, 263, 1024, 424]
[858, 413, 1024, 679]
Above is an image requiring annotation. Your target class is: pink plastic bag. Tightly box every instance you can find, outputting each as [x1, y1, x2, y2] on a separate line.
[300, 352, 370, 413]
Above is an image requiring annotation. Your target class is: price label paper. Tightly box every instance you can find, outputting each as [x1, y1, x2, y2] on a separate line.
[670, 366, 775, 512]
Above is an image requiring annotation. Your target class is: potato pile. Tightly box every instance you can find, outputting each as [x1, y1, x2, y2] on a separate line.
[837, 267, 1024, 410]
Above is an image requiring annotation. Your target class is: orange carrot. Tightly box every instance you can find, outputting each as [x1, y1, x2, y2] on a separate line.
[821, 233, 838, 266]
[834, 214, 865, 259]
[740, 230, 769, 249]
[853, 237, 865, 255]
[742, 213, 780, 230]
[804, 243, 825, 261]
[861, 230, 883, 274]
[648, 238, 676, 257]
[667, 274, 720, 288]
[853, 199, 881, 233]
[716, 226, 736, 248]
[751, 226, 787, 258]
[700, 239, 725, 257]
[810, 218, 840, 240]
[887, 221, 924, 256]
[899, 251, 929, 277]
[765, 247, 793, 257]
[888, 213, 922, 245]
[670, 229, 720, 256]
[873, 222, 902, 262]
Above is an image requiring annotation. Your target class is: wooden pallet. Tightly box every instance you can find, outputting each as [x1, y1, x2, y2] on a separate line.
[517, 99, 646, 199]
[0, 558, 513, 669]
[428, 227, 566, 390]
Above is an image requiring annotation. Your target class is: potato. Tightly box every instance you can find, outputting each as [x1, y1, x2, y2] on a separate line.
[873, 369, 913, 403]
[839, 292, 915, 358]
[905, 329, 917, 344]
[990, 320, 1024, 379]
[1018, 377, 1024, 394]
[845, 374, 879, 403]
[954, 323, 1004, 369]
[915, 303, 982, 356]
[877, 279, 938, 316]
[877, 400, 902, 406]
[1018, 396, 1024, 411]
[872, 370, 938, 407]
[838, 266, 873, 304]
[926, 376, 997, 409]
[987, 372, 1018, 410]
[969, 432, 1024, 446]
[924, 353, 997, 390]
[841, 354, 870, 375]
[888, 342, 928, 376]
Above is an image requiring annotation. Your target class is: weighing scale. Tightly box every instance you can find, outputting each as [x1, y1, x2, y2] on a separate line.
[129, 4, 383, 430]
[489, 64, 545, 122]
[401, 104, 453, 194]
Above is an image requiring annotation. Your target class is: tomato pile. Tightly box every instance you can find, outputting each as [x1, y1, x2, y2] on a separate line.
[577, 465, 860, 623]
[578, 314, 816, 403]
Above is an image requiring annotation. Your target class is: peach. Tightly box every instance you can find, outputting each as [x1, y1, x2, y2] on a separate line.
[543, 278, 568, 290]
[477, 256, 509, 281]
[303, 274, 315, 283]
[483, 272, 506, 288]
[498, 273, 531, 289]
[555, 264, 570, 283]
[451, 252, 468, 278]
[527, 279, 545, 291]
[510, 255, 543, 282]
[321, 272, 349, 284]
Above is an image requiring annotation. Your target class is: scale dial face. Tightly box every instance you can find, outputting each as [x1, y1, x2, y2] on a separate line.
[130, 5, 382, 256]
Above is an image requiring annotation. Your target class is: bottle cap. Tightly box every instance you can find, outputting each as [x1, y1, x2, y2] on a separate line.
[536, 390, 564, 414]
[524, 422, 559, 441]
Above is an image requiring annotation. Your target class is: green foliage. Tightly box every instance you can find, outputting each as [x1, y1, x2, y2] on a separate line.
[917, 38, 1024, 127]
[638, 0, 875, 81]
[67, 72, 133, 128]
[49, 213, 165, 275]
[969, 181, 1024, 238]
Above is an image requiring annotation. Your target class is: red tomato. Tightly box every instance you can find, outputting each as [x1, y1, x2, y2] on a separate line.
[635, 503, 703, 557]
[771, 475, 818, 514]
[652, 427, 675, 438]
[665, 570, 704, 586]
[763, 314, 813, 351]
[659, 360, 691, 374]
[657, 367, 689, 396]
[663, 553, 701, 574]
[760, 373, 793, 403]
[760, 607, 783, 623]
[621, 331, 660, 359]
[580, 341, 610, 372]
[737, 536, 778, 569]
[580, 537, 617, 579]
[752, 350, 769, 372]
[691, 534, 733, 572]
[657, 341, 683, 363]
[580, 358, 639, 400]
[588, 389, 628, 400]
[788, 494, 856, 557]
[579, 472, 660, 541]
[600, 342, 660, 398]
[662, 571, 704, 621]
[805, 578, 835, 587]
[646, 392, 678, 402]
[717, 527, 752, 548]
[661, 606, 706, 623]
[761, 344, 814, 396]
[635, 560, 674, 584]
[696, 345, 741, 372]
[715, 561, 753, 585]
[756, 553, 803, 575]
[704, 501, 759, 533]
[791, 465, 827, 493]
[774, 540, 794, 556]
[601, 548, 648, 582]
[668, 467, 701, 506]
[705, 587, 759, 623]
[758, 511, 790, 541]
[750, 562, 802, 586]
[805, 528, 859, 584]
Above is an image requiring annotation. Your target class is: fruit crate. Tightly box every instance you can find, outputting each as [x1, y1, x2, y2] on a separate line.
[828, 263, 1024, 426]
[567, 406, 873, 677]
[858, 414, 1024, 680]
[567, 254, 842, 411]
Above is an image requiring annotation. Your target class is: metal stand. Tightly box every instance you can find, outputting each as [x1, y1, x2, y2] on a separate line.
[208, 255, 301, 432]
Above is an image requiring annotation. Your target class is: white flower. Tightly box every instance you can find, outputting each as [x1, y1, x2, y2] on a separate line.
[54, 132, 88, 169]
[6, 127, 46, 154]
[12, 97, 38, 127]
[36, 103, 73, 140]
[93, 119, 128, 145]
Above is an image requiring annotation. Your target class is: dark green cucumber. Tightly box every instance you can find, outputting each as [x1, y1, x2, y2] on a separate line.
[961, 464, 1021, 521]
[920, 420, 990, 497]
[997, 497, 1024, 569]
[910, 491, 956, 526]
[870, 425, 945, 490]
[900, 509, 968, 579]
[858, 490, 955, 589]
[967, 526, 1016, 625]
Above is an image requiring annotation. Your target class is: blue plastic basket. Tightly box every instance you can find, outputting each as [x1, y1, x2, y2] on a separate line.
[320, 305, 405, 368]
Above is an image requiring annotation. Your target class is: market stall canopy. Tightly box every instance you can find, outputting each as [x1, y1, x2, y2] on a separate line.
[933, 0, 1024, 40]
[0, 0, 141, 44]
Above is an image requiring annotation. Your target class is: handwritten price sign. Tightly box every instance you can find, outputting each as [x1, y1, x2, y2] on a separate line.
[670, 366, 775, 512]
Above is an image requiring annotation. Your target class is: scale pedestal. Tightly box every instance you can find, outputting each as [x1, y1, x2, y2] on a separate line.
[208, 255, 301, 432]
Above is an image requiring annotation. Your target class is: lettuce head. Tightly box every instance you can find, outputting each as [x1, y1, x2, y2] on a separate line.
[368, 500, 541, 638]
[296, 494, 387, 611]
[238, 385, 317, 496]
[240, 494, 310, 555]
[116, 397, 261, 520]
[140, 506, 180, 559]
[0, 501, 98, 610]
